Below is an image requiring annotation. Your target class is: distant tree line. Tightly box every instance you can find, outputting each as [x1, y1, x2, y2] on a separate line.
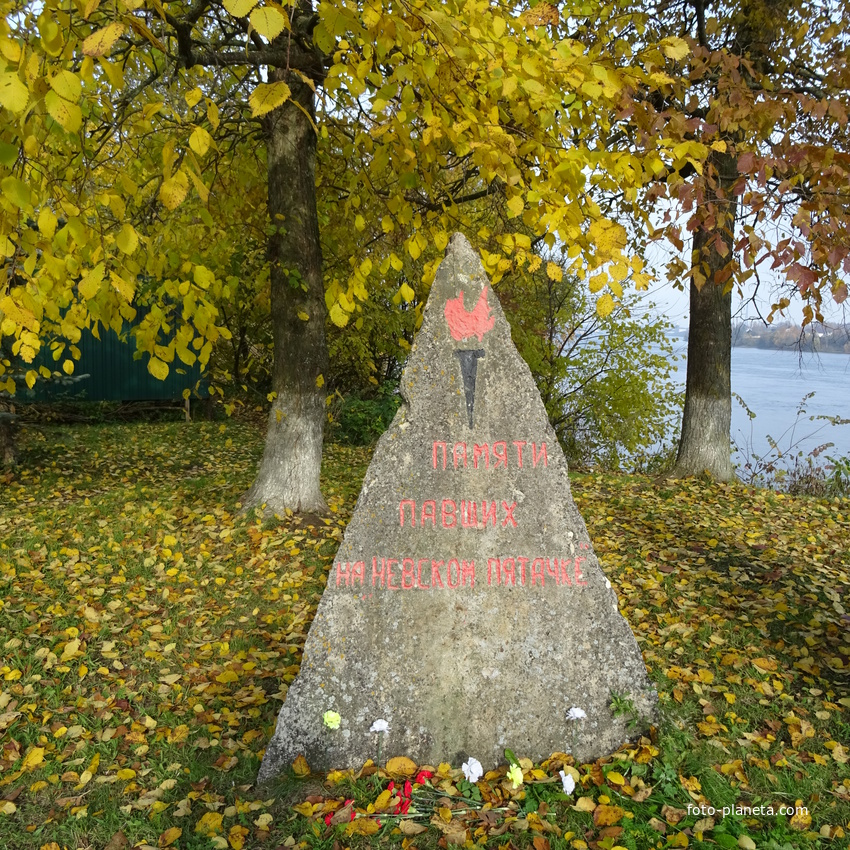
[732, 322, 850, 354]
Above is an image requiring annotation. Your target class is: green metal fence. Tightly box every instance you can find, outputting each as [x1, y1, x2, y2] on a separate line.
[18, 325, 206, 403]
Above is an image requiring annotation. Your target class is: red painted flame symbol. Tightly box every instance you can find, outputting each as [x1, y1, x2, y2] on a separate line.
[444, 286, 495, 342]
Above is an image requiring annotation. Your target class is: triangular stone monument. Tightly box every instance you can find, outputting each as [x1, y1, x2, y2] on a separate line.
[258, 234, 657, 780]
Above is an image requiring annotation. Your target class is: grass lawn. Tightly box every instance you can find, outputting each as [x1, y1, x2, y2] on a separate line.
[0, 420, 848, 850]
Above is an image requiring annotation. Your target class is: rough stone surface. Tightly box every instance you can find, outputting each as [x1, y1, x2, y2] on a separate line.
[258, 233, 657, 780]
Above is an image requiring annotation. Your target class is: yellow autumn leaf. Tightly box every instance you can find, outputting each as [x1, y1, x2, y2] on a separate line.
[606, 771, 626, 785]
[347, 818, 381, 835]
[292, 801, 316, 816]
[189, 126, 212, 157]
[49, 70, 82, 103]
[587, 271, 606, 293]
[61, 638, 80, 661]
[79, 264, 104, 300]
[223, 0, 259, 15]
[594, 804, 625, 826]
[82, 22, 124, 56]
[45, 92, 83, 133]
[0, 801, 16, 815]
[116, 768, 136, 780]
[789, 801, 812, 830]
[148, 358, 169, 381]
[292, 754, 310, 776]
[215, 669, 238, 684]
[573, 796, 596, 812]
[609, 262, 628, 282]
[1, 176, 31, 210]
[250, 7, 289, 40]
[22, 747, 45, 771]
[596, 292, 615, 318]
[0, 72, 29, 113]
[249, 81, 292, 118]
[329, 302, 349, 327]
[506, 194, 524, 218]
[169, 724, 189, 742]
[588, 218, 627, 255]
[385, 755, 417, 776]
[546, 261, 563, 282]
[109, 272, 135, 302]
[116, 223, 138, 254]
[228, 824, 250, 850]
[399, 282, 415, 303]
[158, 825, 182, 847]
[37, 207, 58, 239]
[660, 36, 690, 61]
[195, 811, 224, 836]
[373, 789, 393, 810]
[159, 171, 189, 210]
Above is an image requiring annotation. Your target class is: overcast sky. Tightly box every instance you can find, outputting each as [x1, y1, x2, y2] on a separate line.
[637, 239, 850, 332]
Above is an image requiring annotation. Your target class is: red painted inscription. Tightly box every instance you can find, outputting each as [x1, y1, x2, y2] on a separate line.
[433, 441, 547, 470]
[329, 557, 477, 590]
[400, 498, 518, 529]
[334, 554, 590, 591]
[486, 556, 588, 587]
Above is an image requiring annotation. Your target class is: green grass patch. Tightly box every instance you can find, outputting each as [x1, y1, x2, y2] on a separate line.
[0, 423, 848, 849]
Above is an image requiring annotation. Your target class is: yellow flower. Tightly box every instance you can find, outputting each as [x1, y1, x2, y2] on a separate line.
[323, 710, 341, 729]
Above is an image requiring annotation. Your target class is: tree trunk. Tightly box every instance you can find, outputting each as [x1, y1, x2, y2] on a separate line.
[671, 151, 737, 481]
[244, 71, 328, 515]
[0, 412, 18, 467]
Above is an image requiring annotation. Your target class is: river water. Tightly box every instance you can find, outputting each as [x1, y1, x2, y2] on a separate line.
[667, 337, 850, 471]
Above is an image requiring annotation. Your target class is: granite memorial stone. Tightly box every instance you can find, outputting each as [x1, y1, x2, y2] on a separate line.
[258, 233, 657, 780]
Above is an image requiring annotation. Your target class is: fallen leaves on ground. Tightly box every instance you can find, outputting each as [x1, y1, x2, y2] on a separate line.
[0, 423, 848, 849]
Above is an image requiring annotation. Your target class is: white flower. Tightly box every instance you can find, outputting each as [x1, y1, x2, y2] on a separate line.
[323, 710, 341, 729]
[566, 706, 587, 721]
[506, 764, 524, 789]
[559, 770, 576, 795]
[370, 718, 389, 733]
[462, 757, 483, 783]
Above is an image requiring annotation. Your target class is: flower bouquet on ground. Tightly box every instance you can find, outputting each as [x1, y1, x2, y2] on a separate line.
[287, 738, 661, 845]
